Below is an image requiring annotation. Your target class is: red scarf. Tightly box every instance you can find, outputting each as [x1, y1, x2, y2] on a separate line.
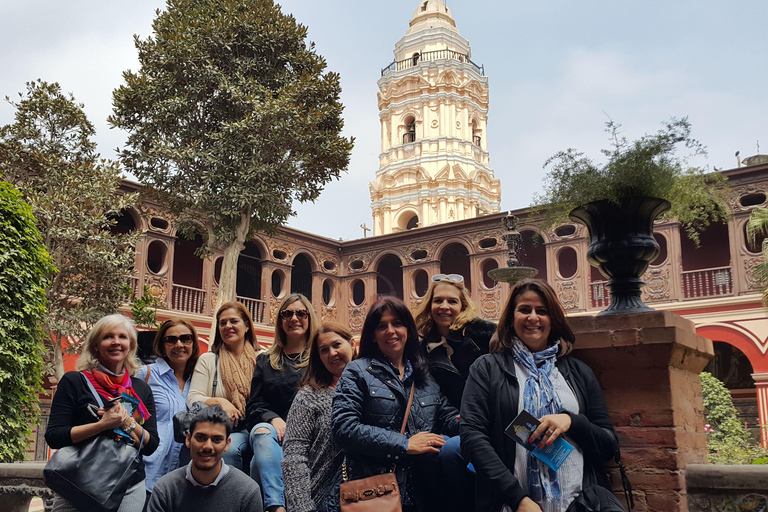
[83, 368, 150, 423]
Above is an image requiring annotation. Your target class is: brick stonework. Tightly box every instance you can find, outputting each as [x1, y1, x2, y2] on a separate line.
[569, 310, 714, 512]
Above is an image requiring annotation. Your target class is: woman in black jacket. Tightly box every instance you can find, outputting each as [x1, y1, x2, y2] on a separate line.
[413, 273, 496, 511]
[331, 297, 460, 512]
[46, 314, 159, 512]
[461, 279, 625, 512]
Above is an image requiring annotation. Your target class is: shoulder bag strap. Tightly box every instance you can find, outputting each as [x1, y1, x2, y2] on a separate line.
[212, 354, 219, 398]
[80, 372, 105, 407]
[144, 365, 151, 383]
[399, 382, 416, 435]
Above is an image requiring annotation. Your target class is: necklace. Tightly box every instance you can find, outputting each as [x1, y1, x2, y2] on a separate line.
[284, 351, 302, 362]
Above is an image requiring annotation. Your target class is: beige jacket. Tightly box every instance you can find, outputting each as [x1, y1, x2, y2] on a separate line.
[187, 351, 229, 407]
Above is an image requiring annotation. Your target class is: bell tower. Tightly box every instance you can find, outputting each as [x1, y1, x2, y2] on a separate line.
[370, 0, 501, 235]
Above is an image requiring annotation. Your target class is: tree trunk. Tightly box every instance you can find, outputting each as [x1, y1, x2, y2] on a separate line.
[53, 342, 64, 381]
[208, 213, 250, 341]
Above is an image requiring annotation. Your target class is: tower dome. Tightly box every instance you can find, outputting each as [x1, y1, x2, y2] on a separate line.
[370, 2, 500, 235]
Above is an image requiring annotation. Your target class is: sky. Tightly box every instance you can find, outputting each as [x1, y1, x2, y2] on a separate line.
[1, 0, 766, 241]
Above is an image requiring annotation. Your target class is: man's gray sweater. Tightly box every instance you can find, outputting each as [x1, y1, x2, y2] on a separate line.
[147, 464, 263, 512]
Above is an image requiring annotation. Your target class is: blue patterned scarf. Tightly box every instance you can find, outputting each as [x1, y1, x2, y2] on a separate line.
[511, 337, 563, 505]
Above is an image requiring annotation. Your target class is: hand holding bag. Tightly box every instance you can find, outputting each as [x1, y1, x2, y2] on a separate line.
[44, 373, 146, 512]
[339, 382, 416, 512]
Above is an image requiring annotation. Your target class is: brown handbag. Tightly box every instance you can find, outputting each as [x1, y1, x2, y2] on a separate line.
[339, 382, 416, 512]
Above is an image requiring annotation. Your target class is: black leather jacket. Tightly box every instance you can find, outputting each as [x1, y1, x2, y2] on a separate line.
[423, 318, 496, 409]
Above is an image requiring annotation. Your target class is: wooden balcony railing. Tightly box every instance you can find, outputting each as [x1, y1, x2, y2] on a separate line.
[682, 266, 733, 300]
[171, 284, 207, 315]
[381, 49, 484, 76]
[129, 276, 140, 299]
[236, 295, 268, 324]
[590, 281, 610, 309]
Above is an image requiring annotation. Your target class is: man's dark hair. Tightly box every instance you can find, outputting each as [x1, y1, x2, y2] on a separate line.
[189, 404, 233, 437]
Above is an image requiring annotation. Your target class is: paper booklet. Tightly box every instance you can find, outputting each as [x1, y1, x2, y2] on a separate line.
[504, 410, 574, 471]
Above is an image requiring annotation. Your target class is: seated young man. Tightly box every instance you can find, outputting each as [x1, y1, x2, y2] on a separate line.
[147, 405, 263, 512]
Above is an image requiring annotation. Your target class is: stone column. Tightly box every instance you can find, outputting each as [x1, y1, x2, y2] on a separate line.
[753, 372, 768, 448]
[569, 311, 714, 512]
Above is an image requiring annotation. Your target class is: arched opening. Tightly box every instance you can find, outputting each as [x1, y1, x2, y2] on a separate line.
[471, 120, 481, 146]
[236, 242, 262, 299]
[651, 232, 668, 266]
[521, 230, 547, 282]
[352, 279, 365, 306]
[109, 209, 137, 235]
[403, 115, 416, 144]
[271, 269, 285, 298]
[744, 221, 767, 255]
[413, 269, 429, 297]
[376, 254, 403, 299]
[406, 215, 419, 230]
[173, 235, 204, 289]
[322, 279, 334, 306]
[557, 247, 578, 279]
[440, 243, 471, 290]
[291, 253, 313, 299]
[481, 259, 499, 289]
[704, 341, 759, 441]
[146, 240, 167, 274]
[680, 222, 731, 299]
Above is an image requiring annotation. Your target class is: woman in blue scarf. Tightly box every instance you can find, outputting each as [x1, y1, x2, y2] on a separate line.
[460, 280, 625, 512]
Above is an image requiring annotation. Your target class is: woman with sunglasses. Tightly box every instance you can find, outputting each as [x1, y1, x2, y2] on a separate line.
[331, 297, 460, 512]
[461, 280, 624, 512]
[413, 273, 496, 511]
[136, 319, 201, 507]
[282, 322, 356, 512]
[246, 293, 318, 512]
[188, 302, 259, 473]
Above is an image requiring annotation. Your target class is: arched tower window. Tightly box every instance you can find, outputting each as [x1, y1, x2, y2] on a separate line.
[471, 120, 481, 146]
[403, 115, 416, 144]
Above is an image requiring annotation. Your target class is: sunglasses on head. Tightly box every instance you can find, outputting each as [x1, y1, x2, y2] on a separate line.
[279, 309, 309, 321]
[431, 273, 464, 283]
[163, 334, 194, 345]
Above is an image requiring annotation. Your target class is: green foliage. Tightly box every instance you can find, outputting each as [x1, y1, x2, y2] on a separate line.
[131, 286, 161, 329]
[700, 372, 768, 464]
[746, 208, 768, 306]
[109, 0, 354, 309]
[535, 118, 729, 245]
[0, 80, 140, 377]
[0, 181, 55, 462]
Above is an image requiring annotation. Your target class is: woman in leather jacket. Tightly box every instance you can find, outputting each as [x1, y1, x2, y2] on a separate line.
[331, 297, 460, 512]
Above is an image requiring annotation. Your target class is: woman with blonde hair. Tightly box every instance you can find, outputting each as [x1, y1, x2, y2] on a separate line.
[246, 293, 317, 512]
[46, 314, 159, 511]
[282, 322, 356, 512]
[188, 302, 258, 473]
[413, 273, 496, 511]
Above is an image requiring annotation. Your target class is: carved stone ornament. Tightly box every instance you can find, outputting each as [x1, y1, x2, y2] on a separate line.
[268, 299, 280, 326]
[729, 184, 768, 213]
[404, 241, 437, 263]
[642, 268, 670, 300]
[268, 241, 295, 261]
[745, 257, 766, 290]
[348, 252, 376, 274]
[138, 206, 174, 233]
[472, 229, 505, 252]
[349, 307, 366, 333]
[314, 251, 340, 275]
[480, 289, 501, 320]
[145, 276, 168, 307]
[322, 306, 337, 323]
[210, 286, 219, 312]
[558, 280, 579, 311]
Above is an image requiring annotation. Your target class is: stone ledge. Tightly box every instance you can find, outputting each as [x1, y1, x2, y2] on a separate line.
[685, 463, 768, 491]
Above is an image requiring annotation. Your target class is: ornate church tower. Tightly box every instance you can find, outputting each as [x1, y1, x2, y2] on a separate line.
[370, 0, 501, 235]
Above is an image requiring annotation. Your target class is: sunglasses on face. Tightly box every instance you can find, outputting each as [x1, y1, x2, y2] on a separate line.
[163, 334, 195, 345]
[279, 309, 309, 321]
[431, 273, 464, 283]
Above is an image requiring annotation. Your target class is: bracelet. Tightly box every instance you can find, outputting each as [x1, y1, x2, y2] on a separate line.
[125, 419, 137, 433]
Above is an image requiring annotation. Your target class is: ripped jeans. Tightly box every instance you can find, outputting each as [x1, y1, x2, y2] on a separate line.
[249, 422, 284, 509]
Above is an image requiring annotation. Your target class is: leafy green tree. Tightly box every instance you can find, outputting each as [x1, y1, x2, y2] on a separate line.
[700, 371, 768, 464]
[110, 0, 354, 314]
[0, 181, 55, 461]
[131, 285, 161, 330]
[0, 80, 139, 378]
[746, 208, 768, 306]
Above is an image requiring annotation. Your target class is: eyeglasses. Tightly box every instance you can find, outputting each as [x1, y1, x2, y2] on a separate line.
[164, 334, 195, 345]
[431, 274, 464, 283]
[279, 309, 309, 321]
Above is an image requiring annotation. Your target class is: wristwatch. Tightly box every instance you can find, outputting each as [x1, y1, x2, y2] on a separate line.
[125, 419, 137, 433]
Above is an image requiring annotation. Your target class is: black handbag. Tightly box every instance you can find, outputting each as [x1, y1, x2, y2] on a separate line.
[173, 354, 218, 443]
[44, 373, 146, 512]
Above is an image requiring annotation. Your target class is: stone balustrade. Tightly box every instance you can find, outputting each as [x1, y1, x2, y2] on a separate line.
[686, 464, 768, 511]
[0, 462, 52, 512]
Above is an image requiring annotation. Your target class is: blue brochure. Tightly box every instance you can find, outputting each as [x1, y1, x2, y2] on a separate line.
[113, 392, 140, 440]
[504, 410, 574, 472]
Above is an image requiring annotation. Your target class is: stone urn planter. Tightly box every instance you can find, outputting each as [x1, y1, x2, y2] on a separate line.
[569, 196, 671, 315]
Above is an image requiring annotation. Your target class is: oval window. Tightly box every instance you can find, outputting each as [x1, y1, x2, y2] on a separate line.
[352, 279, 365, 306]
[146, 240, 167, 274]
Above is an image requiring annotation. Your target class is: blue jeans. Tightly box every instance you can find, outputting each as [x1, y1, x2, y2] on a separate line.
[249, 422, 285, 508]
[437, 435, 475, 512]
[223, 429, 252, 474]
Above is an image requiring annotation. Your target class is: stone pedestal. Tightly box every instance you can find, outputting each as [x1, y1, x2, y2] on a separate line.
[569, 311, 714, 512]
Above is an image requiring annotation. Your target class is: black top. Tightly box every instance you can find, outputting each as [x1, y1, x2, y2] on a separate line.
[246, 352, 305, 431]
[45, 371, 160, 487]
